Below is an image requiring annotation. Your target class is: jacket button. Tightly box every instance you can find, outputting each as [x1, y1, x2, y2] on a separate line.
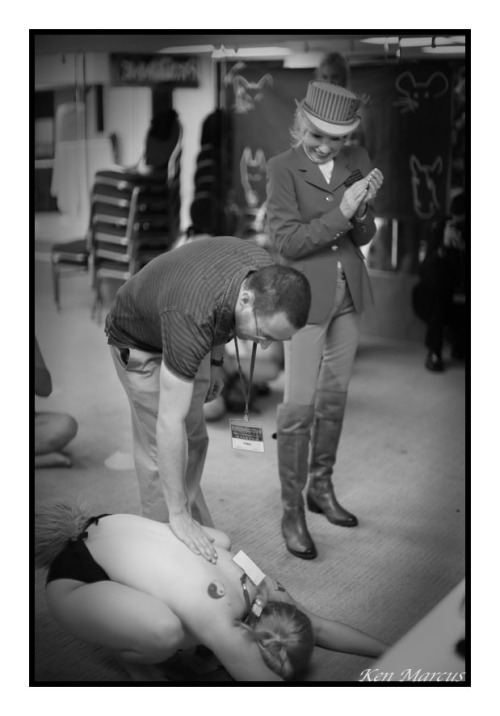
[326, 196, 333, 202]
[331, 245, 338, 252]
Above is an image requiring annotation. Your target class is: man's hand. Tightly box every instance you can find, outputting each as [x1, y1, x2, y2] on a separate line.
[169, 510, 218, 563]
[205, 365, 225, 403]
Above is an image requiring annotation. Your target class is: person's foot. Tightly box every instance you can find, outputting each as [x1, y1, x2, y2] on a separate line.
[281, 506, 317, 560]
[425, 352, 444, 372]
[307, 484, 358, 527]
[34, 452, 72, 468]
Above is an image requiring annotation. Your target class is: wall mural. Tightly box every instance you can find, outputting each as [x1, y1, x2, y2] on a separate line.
[394, 71, 449, 114]
[215, 60, 459, 274]
[351, 63, 452, 222]
[222, 62, 309, 237]
[230, 74, 274, 115]
[222, 61, 453, 229]
[409, 154, 443, 220]
[240, 147, 268, 209]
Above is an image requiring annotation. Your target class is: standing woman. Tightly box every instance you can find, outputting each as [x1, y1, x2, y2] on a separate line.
[266, 81, 384, 560]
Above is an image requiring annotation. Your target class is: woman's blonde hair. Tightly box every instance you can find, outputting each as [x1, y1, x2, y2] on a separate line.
[239, 600, 315, 680]
[34, 499, 94, 568]
[289, 105, 316, 149]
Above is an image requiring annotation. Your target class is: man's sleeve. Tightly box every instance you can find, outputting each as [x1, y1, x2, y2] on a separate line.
[160, 310, 213, 380]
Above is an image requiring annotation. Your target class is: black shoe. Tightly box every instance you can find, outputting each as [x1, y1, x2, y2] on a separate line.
[306, 487, 358, 527]
[425, 352, 444, 372]
[281, 507, 317, 560]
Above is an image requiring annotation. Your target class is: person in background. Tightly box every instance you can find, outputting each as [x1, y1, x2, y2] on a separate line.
[315, 51, 351, 88]
[35, 337, 78, 469]
[105, 236, 311, 563]
[412, 191, 466, 372]
[316, 51, 368, 149]
[266, 81, 384, 560]
[35, 500, 388, 682]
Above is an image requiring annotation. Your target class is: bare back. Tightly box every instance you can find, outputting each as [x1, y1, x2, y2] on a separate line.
[85, 514, 248, 636]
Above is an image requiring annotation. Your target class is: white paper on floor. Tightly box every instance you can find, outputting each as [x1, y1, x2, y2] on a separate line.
[104, 451, 134, 470]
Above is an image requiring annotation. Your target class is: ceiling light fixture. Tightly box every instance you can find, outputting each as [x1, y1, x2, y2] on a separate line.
[283, 51, 325, 68]
[236, 46, 291, 58]
[422, 45, 466, 54]
[159, 45, 214, 54]
[400, 36, 466, 47]
[360, 36, 399, 45]
[212, 45, 291, 59]
[361, 35, 465, 48]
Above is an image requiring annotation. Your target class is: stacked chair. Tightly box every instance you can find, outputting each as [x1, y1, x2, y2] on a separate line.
[90, 110, 182, 320]
[51, 238, 90, 311]
[189, 109, 238, 236]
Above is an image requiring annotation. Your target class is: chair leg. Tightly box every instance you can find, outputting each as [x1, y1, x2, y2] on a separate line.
[92, 276, 103, 323]
[51, 262, 61, 310]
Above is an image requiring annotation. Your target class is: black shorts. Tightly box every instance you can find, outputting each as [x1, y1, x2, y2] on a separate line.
[46, 515, 111, 585]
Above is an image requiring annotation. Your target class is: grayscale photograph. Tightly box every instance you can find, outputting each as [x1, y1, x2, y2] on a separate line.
[32, 30, 468, 686]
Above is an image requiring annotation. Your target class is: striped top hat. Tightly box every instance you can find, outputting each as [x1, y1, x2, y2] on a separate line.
[299, 81, 361, 137]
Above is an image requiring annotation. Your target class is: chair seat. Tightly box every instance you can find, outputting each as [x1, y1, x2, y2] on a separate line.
[51, 239, 89, 266]
[94, 169, 169, 193]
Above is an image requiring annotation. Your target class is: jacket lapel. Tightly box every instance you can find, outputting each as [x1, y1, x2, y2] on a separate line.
[329, 149, 353, 193]
[294, 146, 328, 192]
[294, 145, 356, 194]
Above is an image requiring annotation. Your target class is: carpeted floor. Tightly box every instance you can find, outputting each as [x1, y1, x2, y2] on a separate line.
[33, 257, 466, 684]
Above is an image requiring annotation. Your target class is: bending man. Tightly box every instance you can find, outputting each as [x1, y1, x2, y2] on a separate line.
[105, 236, 311, 562]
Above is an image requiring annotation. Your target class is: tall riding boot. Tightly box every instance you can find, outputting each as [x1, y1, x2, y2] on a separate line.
[277, 403, 317, 559]
[306, 390, 358, 527]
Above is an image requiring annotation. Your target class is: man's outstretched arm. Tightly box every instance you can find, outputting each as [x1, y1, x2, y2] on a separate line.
[157, 361, 217, 563]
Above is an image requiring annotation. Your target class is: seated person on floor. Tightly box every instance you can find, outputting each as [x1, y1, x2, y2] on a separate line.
[35, 337, 78, 468]
[35, 501, 388, 682]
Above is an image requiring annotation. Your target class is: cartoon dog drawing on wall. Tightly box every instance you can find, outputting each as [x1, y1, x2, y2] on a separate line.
[409, 154, 443, 219]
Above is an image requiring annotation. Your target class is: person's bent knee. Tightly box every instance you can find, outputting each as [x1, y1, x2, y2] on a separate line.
[35, 413, 78, 454]
[140, 614, 184, 662]
[63, 415, 78, 442]
[51, 414, 78, 451]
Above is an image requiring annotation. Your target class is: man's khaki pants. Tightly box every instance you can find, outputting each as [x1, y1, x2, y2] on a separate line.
[110, 346, 213, 525]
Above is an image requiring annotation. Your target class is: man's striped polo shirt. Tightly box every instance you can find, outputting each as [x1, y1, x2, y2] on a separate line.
[105, 236, 272, 380]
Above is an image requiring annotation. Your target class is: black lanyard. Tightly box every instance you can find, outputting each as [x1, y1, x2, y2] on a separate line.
[233, 338, 257, 422]
[240, 573, 252, 613]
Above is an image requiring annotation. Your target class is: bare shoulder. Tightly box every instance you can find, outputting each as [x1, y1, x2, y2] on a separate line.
[264, 575, 297, 605]
[202, 526, 232, 550]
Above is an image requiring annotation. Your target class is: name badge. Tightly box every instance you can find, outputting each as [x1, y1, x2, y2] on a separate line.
[232, 550, 266, 585]
[229, 419, 264, 452]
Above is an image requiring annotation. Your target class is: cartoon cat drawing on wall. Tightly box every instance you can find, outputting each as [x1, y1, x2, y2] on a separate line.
[229, 74, 274, 114]
[240, 147, 267, 208]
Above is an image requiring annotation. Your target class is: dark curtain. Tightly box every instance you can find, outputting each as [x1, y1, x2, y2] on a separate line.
[221, 60, 453, 225]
